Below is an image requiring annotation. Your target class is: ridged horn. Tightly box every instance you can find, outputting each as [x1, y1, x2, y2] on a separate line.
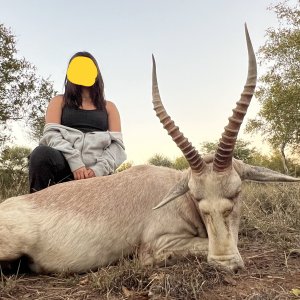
[152, 55, 206, 174]
[213, 24, 257, 172]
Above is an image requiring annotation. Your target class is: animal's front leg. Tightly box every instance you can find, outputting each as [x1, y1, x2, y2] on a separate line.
[139, 236, 208, 267]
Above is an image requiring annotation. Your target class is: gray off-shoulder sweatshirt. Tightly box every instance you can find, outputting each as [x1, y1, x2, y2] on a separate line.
[40, 123, 127, 176]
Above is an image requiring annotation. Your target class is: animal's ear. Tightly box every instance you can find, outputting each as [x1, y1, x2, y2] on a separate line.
[233, 159, 300, 182]
[153, 172, 190, 210]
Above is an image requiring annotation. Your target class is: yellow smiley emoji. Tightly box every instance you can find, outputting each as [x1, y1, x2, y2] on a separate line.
[67, 56, 98, 87]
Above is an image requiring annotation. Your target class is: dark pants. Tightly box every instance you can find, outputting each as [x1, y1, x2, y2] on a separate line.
[28, 145, 74, 193]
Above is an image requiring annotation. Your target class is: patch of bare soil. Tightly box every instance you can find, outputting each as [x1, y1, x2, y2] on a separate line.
[1, 240, 299, 300]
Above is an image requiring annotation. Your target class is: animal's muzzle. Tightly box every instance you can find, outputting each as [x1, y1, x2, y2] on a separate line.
[207, 253, 245, 273]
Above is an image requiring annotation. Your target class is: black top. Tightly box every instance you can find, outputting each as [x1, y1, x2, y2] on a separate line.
[61, 106, 109, 133]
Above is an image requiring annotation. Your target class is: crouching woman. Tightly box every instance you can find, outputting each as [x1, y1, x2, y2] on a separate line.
[28, 51, 126, 193]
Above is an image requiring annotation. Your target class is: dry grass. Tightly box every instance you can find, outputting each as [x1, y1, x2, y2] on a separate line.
[84, 256, 228, 299]
[0, 174, 28, 200]
[0, 181, 299, 299]
[240, 182, 300, 250]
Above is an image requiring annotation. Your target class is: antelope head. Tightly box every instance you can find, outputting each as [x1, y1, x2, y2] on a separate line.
[152, 24, 300, 272]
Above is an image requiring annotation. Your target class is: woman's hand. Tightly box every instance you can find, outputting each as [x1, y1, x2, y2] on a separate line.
[86, 168, 96, 178]
[73, 166, 90, 180]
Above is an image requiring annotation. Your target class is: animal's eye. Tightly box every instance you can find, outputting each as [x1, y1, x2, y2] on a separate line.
[228, 191, 241, 200]
[223, 207, 233, 217]
[202, 211, 210, 216]
[193, 196, 203, 202]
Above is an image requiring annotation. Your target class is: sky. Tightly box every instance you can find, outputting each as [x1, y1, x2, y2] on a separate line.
[1, 0, 283, 164]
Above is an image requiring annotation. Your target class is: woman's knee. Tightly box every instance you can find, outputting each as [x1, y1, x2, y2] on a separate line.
[29, 145, 58, 168]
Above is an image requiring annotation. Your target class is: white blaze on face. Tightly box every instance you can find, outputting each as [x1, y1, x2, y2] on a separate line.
[189, 168, 244, 271]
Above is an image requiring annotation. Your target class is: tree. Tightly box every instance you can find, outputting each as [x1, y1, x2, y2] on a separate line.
[200, 139, 257, 164]
[148, 154, 173, 168]
[0, 23, 56, 146]
[201, 140, 299, 175]
[250, 150, 299, 177]
[0, 145, 31, 172]
[116, 161, 133, 172]
[0, 146, 31, 198]
[173, 156, 189, 170]
[147, 144, 299, 176]
[246, 2, 300, 173]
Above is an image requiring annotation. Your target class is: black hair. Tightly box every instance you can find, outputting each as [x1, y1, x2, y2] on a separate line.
[63, 51, 106, 110]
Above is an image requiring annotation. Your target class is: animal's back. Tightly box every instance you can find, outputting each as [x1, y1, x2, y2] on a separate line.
[29, 165, 181, 216]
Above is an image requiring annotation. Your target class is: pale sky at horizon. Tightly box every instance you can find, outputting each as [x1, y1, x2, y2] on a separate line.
[1, 0, 286, 164]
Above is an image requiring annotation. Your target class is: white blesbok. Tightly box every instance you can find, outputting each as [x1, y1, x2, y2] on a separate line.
[0, 25, 299, 274]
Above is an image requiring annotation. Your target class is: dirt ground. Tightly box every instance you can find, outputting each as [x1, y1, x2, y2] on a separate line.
[205, 241, 300, 300]
[0, 240, 299, 300]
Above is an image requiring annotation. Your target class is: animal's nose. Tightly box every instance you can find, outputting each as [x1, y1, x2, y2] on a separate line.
[207, 254, 244, 273]
[231, 262, 244, 274]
